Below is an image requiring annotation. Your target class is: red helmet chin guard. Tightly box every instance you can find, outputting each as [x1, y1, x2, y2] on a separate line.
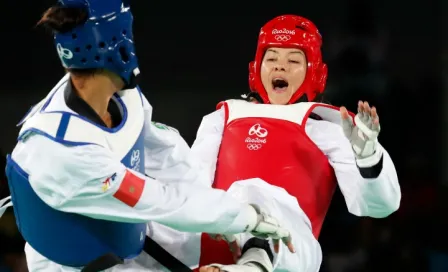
[248, 15, 328, 104]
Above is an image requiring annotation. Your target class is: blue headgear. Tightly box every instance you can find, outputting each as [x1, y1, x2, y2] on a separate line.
[55, 0, 139, 85]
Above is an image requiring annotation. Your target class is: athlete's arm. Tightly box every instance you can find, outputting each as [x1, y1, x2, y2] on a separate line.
[11, 134, 255, 234]
[140, 94, 194, 182]
[306, 119, 401, 218]
[189, 108, 226, 187]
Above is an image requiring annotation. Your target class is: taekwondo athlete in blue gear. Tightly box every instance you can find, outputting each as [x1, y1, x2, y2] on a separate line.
[0, 1, 293, 271]
[3, 0, 146, 268]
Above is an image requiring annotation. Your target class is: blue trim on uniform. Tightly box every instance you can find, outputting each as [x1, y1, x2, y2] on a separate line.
[40, 78, 71, 115]
[56, 114, 71, 139]
[31, 87, 129, 134]
[5, 154, 21, 225]
[18, 128, 98, 147]
[42, 94, 129, 133]
[17, 80, 139, 136]
[17, 77, 69, 127]
[7, 155, 26, 176]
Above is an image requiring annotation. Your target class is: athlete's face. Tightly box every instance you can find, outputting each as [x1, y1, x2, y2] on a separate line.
[260, 47, 307, 105]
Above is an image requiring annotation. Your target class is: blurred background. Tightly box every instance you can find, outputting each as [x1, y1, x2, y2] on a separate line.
[0, 0, 446, 271]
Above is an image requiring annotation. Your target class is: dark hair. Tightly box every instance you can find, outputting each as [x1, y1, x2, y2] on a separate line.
[37, 6, 88, 34]
[37, 6, 99, 77]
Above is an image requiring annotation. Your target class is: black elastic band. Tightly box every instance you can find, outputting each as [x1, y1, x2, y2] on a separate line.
[81, 253, 123, 272]
[81, 236, 193, 272]
[143, 236, 193, 272]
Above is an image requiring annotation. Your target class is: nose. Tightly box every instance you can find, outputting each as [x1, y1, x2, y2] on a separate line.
[274, 63, 287, 71]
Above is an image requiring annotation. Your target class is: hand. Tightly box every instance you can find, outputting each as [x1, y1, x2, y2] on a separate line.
[248, 204, 295, 254]
[208, 233, 242, 261]
[199, 247, 273, 272]
[340, 101, 381, 159]
[209, 204, 295, 261]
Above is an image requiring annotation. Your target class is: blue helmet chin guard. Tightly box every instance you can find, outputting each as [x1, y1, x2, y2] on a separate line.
[55, 0, 139, 86]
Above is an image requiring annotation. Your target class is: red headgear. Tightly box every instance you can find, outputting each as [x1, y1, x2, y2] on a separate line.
[248, 15, 328, 104]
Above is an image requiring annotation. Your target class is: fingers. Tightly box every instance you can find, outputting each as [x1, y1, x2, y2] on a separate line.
[358, 101, 379, 119]
[340, 106, 349, 120]
[228, 240, 242, 261]
[199, 266, 221, 272]
[209, 234, 236, 243]
[340, 106, 353, 138]
[273, 241, 295, 254]
[273, 234, 295, 254]
[343, 101, 380, 122]
[223, 234, 237, 243]
[282, 235, 295, 253]
[209, 234, 241, 261]
[358, 101, 380, 131]
[225, 235, 241, 261]
[273, 239, 280, 253]
[370, 106, 380, 130]
[286, 241, 295, 253]
[208, 234, 224, 242]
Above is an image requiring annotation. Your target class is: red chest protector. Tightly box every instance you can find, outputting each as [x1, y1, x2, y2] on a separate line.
[198, 100, 341, 267]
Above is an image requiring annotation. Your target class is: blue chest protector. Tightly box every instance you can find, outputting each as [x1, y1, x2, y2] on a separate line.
[6, 88, 147, 267]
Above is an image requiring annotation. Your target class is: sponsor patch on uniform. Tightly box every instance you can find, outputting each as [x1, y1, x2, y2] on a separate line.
[113, 170, 145, 207]
[151, 121, 179, 134]
[101, 173, 117, 192]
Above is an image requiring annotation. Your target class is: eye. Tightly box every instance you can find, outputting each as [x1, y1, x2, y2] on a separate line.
[289, 60, 300, 64]
[266, 58, 276, 62]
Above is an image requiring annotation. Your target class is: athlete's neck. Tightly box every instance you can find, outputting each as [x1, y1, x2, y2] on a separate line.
[70, 73, 122, 124]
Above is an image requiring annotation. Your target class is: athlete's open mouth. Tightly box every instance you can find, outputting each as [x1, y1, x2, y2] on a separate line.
[272, 78, 289, 91]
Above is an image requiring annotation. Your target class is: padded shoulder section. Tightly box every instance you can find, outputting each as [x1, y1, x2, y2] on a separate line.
[302, 103, 355, 126]
[18, 74, 70, 127]
[17, 99, 48, 127]
[18, 113, 107, 147]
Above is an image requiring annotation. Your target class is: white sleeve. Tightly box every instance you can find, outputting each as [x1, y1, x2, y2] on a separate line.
[189, 108, 225, 187]
[306, 119, 401, 218]
[141, 94, 192, 182]
[11, 134, 256, 234]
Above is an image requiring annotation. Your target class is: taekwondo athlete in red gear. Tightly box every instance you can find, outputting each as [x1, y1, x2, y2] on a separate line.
[195, 15, 401, 272]
[0, 2, 294, 271]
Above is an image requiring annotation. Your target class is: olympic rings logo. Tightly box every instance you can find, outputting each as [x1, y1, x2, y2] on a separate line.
[274, 35, 291, 42]
[248, 124, 268, 138]
[247, 144, 262, 150]
[130, 149, 140, 167]
[56, 43, 73, 60]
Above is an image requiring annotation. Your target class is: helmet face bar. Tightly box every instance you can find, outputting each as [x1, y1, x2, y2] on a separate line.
[249, 15, 328, 104]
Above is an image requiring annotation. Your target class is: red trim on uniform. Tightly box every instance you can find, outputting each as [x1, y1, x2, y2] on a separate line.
[113, 170, 145, 207]
[224, 103, 229, 125]
[302, 103, 337, 127]
[217, 101, 230, 125]
[216, 101, 225, 110]
[301, 103, 356, 127]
